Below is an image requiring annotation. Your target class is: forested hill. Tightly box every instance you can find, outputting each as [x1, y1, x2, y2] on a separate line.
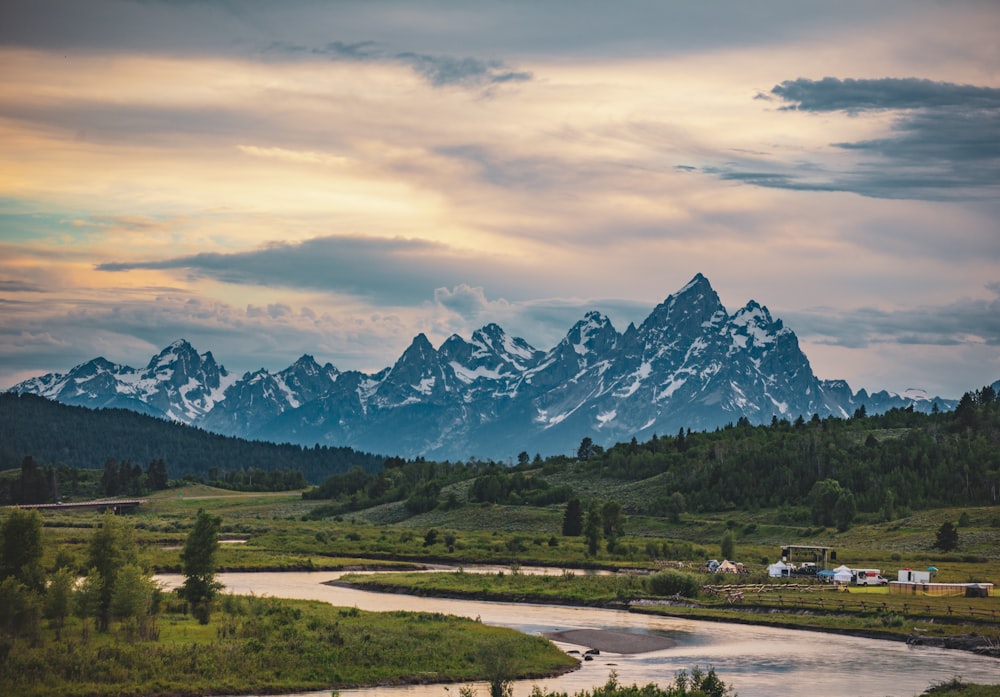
[0, 393, 386, 484]
[585, 385, 999, 516]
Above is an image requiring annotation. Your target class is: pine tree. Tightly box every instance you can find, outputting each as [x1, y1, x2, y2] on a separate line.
[934, 521, 959, 552]
[562, 498, 583, 536]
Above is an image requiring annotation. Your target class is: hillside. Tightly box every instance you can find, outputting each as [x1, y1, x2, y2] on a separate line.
[9, 275, 962, 460]
[0, 393, 387, 485]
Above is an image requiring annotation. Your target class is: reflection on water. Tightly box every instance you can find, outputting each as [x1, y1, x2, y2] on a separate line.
[154, 571, 999, 697]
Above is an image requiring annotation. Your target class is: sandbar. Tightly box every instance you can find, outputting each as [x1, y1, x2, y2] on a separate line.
[543, 628, 677, 654]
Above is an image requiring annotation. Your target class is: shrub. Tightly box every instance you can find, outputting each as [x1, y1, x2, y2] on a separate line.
[645, 570, 700, 598]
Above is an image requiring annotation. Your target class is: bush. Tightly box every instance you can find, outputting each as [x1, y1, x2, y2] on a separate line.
[645, 570, 700, 598]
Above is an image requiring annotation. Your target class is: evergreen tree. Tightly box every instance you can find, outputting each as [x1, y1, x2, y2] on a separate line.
[583, 503, 602, 556]
[180, 509, 222, 624]
[562, 498, 583, 536]
[146, 458, 169, 491]
[934, 521, 959, 552]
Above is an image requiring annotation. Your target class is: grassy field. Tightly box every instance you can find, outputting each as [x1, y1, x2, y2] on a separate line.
[13, 483, 998, 697]
[34, 485, 1000, 583]
[339, 568, 1000, 647]
[0, 594, 577, 697]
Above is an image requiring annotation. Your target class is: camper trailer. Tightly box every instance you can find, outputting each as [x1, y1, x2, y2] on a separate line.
[852, 568, 888, 586]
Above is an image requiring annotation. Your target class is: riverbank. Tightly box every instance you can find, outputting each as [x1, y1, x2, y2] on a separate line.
[336, 571, 1000, 659]
[0, 594, 579, 697]
[631, 603, 1000, 658]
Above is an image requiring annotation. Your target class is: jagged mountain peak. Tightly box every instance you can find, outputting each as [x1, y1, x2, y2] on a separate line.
[678, 271, 712, 294]
[569, 311, 616, 345]
[75, 356, 125, 376]
[284, 354, 325, 375]
[8, 278, 963, 460]
[399, 333, 435, 361]
[640, 274, 727, 337]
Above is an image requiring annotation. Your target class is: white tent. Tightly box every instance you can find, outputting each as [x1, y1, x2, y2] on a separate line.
[833, 568, 853, 584]
[768, 561, 791, 578]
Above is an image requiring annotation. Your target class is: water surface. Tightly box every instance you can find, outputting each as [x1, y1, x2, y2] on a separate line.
[155, 570, 999, 697]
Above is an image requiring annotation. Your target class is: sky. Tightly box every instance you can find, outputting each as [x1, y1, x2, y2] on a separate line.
[1, 0, 998, 399]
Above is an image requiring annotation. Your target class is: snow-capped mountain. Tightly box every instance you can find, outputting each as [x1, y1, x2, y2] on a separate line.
[11, 340, 237, 421]
[8, 275, 960, 460]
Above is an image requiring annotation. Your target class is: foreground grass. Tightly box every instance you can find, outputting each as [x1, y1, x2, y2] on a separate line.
[0, 594, 577, 697]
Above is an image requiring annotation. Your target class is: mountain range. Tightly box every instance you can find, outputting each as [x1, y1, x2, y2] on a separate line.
[8, 274, 958, 461]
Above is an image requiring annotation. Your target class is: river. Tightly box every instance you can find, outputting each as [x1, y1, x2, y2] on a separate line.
[155, 571, 999, 697]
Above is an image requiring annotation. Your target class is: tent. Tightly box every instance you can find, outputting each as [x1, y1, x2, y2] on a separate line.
[768, 561, 791, 578]
[716, 560, 739, 574]
[816, 569, 836, 583]
[833, 568, 853, 584]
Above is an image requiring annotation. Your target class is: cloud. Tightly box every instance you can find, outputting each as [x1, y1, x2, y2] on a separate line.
[713, 77, 1000, 200]
[395, 51, 531, 88]
[266, 39, 532, 89]
[765, 77, 1000, 112]
[96, 235, 535, 305]
[433, 284, 499, 320]
[0, 279, 44, 292]
[787, 288, 1000, 349]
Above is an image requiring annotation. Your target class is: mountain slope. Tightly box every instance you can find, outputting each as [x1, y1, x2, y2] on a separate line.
[9, 275, 961, 460]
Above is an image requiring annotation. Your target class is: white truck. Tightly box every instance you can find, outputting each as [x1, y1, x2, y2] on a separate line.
[852, 568, 888, 586]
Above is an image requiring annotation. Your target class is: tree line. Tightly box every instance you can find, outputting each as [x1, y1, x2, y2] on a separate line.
[0, 392, 386, 489]
[0, 506, 222, 644]
[583, 386, 999, 520]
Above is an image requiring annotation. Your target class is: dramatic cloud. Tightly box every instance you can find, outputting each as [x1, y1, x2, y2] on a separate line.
[96, 235, 541, 305]
[707, 77, 1000, 200]
[1, 2, 997, 398]
[766, 77, 1000, 112]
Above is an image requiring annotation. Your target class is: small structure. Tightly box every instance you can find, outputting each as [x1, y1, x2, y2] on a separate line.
[780, 544, 834, 569]
[890, 568, 995, 597]
[832, 565, 853, 585]
[898, 568, 931, 584]
[768, 560, 792, 578]
[716, 560, 740, 574]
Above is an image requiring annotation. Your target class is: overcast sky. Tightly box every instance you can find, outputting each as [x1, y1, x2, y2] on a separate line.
[1, 0, 998, 398]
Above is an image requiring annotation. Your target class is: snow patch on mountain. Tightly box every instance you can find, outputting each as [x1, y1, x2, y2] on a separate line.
[8, 274, 964, 460]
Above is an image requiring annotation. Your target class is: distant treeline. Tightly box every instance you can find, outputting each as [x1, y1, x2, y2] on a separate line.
[3, 388, 998, 520]
[585, 385, 999, 517]
[300, 386, 999, 526]
[0, 393, 385, 489]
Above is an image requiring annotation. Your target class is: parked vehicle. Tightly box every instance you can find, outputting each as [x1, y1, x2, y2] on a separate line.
[852, 569, 887, 586]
